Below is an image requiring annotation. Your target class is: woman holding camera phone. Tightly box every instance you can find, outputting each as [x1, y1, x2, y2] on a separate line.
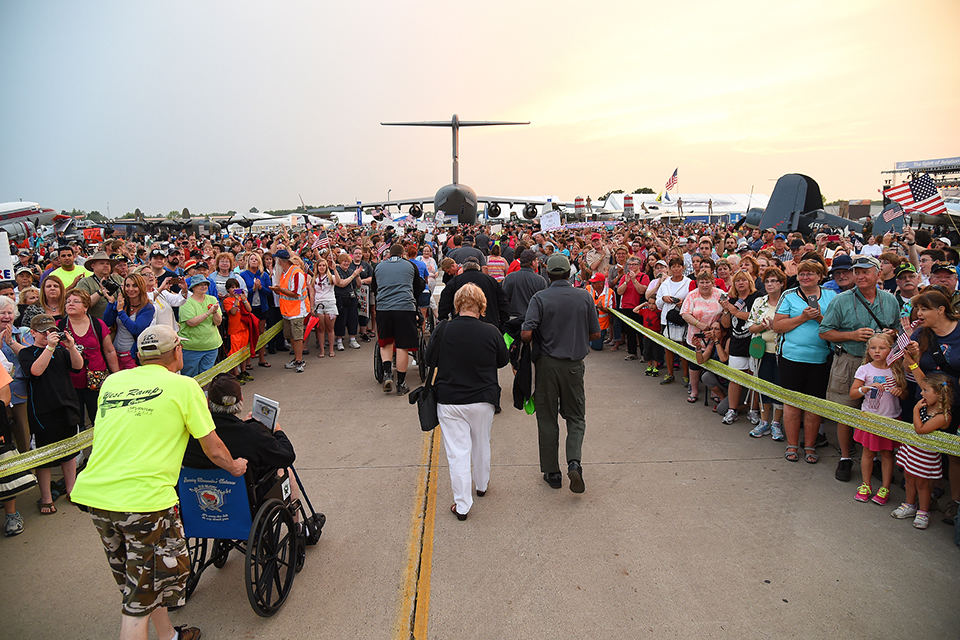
[771, 260, 836, 462]
[103, 274, 155, 369]
[680, 271, 724, 403]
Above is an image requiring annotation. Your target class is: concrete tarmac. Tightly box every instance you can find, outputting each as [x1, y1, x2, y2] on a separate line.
[2, 341, 958, 639]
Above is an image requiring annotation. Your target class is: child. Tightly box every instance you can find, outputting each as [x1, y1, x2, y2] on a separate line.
[891, 373, 952, 529]
[849, 333, 907, 504]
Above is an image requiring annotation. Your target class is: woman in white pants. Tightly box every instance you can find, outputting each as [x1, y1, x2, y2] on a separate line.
[427, 283, 510, 521]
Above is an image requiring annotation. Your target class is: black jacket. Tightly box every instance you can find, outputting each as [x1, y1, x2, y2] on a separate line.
[183, 413, 296, 482]
[437, 269, 509, 329]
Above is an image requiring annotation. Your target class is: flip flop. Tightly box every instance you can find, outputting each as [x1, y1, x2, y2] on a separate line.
[38, 502, 57, 515]
[257, 362, 271, 368]
[687, 395, 698, 403]
[317, 353, 325, 358]
[328, 352, 336, 358]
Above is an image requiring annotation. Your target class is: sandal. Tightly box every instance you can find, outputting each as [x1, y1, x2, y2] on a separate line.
[257, 362, 271, 368]
[450, 504, 467, 521]
[317, 352, 325, 358]
[245, 364, 254, 370]
[687, 395, 698, 403]
[804, 447, 819, 464]
[328, 351, 335, 358]
[38, 502, 57, 515]
[784, 445, 799, 462]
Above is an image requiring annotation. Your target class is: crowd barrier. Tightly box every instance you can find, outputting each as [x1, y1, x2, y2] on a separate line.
[610, 309, 960, 458]
[0, 321, 283, 477]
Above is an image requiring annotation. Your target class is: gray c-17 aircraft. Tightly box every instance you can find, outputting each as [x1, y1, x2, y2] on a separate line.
[328, 115, 554, 225]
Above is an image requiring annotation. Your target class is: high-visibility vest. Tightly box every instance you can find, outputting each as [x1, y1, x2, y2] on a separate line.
[279, 265, 308, 318]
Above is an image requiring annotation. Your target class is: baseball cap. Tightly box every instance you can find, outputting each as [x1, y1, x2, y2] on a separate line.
[830, 254, 854, 272]
[589, 272, 606, 283]
[851, 255, 881, 270]
[30, 314, 57, 333]
[15, 266, 34, 276]
[17, 248, 30, 257]
[655, 259, 668, 268]
[591, 232, 602, 241]
[938, 237, 951, 245]
[111, 253, 129, 263]
[931, 261, 957, 275]
[137, 325, 186, 360]
[519, 249, 539, 264]
[207, 373, 243, 413]
[274, 249, 291, 260]
[774, 233, 786, 241]
[545, 254, 571, 275]
[895, 263, 917, 278]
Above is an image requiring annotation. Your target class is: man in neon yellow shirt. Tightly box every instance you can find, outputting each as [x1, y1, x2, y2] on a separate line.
[47, 245, 91, 288]
[71, 325, 246, 640]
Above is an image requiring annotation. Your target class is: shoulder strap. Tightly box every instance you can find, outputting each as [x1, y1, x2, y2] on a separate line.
[853, 289, 889, 330]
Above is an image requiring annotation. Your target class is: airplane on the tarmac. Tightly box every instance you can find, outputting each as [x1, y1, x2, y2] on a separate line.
[0, 201, 67, 243]
[106, 208, 221, 238]
[340, 115, 557, 225]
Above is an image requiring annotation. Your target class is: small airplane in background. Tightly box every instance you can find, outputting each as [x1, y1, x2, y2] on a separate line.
[107, 208, 221, 237]
[340, 115, 555, 225]
[733, 173, 908, 238]
[0, 201, 67, 243]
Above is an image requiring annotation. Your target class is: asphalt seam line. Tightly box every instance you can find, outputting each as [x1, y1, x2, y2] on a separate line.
[394, 428, 440, 640]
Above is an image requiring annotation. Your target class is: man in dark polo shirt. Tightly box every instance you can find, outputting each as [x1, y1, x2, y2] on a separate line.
[521, 254, 601, 494]
[502, 249, 546, 319]
[437, 257, 508, 328]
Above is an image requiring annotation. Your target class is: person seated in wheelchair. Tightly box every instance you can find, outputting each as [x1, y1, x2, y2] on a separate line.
[183, 373, 295, 496]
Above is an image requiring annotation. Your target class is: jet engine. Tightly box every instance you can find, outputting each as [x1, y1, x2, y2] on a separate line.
[409, 204, 423, 218]
[488, 203, 501, 218]
[522, 204, 538, 220]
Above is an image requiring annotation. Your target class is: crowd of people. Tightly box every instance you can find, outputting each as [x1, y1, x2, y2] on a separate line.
[2, 214, 959, 637]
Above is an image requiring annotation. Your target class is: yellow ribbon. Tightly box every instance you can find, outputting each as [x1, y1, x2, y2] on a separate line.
[0, 321, 283, 476]
[610, 309, 960, 458]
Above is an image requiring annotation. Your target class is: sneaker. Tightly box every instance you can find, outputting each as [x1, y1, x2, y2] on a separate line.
[360, 333, 372, 342]
[382, 376, 394, 394]
[891, 502, 918, 519]
[872, 487, 890, 506]
[814, 432, 829, 449]
[5, 512, 24, 537]
[913, 511, 930, 529]
[942, 500, 959, 525]
[681, 376, 690, 388]
[396, 381, 410, 396]
[748, 421, 770, 438]
[835, 458, 853, 482]
[659, 375, 675, 385]
[625, 354, 638, 361]
[348, 339, 361, 349]
[854, 483, 872, 502]
[284, 359, 298, 370]
[409, 358, 417, 368]
[649, 367, 659, 377]
[335, 340, 345, 351]
[747, 410, 761, 425]
[295, 360, 305, 373]
[721, 409, 738, 425]
[770, 421, 785, 441]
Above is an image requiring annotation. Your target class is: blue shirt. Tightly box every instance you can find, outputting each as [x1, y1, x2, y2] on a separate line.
[775, 286, 837, 364]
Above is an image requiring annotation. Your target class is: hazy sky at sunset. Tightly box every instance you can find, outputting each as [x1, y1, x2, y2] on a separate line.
[2, 0, 958, 216]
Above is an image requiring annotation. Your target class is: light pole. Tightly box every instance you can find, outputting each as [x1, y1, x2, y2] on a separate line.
[387, 189, 392, 212]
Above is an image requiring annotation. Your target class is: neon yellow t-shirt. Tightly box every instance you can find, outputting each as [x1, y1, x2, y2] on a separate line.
[71, 364, 215, 512]
[48, 265, 92, 288]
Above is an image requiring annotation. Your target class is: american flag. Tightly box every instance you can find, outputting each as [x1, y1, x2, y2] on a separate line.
[312, 229, 329, 250]
[887, 319, 920, 365]
[885, 174, 947, 216]
[665, 168, 678, 191]
[377, 242, 390, 258]
[881, 203, 904, 223]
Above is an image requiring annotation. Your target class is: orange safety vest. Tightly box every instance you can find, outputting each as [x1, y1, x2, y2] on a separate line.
[592, 288, 611, 331]
[278, 265, 308, 318]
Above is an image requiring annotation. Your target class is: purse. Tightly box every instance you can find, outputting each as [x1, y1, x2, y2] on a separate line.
[87, 369, 109, 391]
[409, 320, 448, 432]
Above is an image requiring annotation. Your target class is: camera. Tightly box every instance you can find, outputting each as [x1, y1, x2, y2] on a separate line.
[102, 278, 121, 295]
[694, 332, 707, 341]
[56, 332, 67, 341]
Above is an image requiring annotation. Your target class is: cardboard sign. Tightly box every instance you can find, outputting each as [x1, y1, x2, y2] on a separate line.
[540, 211, 562, 231]
[0, 232, 14, 280]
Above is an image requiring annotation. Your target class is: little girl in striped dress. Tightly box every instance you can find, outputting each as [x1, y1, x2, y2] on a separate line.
[891, 373, 952, 529]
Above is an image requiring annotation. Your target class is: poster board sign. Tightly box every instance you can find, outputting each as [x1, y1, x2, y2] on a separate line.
[540, 211, 562, 231]
[0, 232, 14, 280]
[359, 284, 370, 317]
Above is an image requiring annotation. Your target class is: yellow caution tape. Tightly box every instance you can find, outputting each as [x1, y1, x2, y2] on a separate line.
[610, 309, 960, 458]
[0, 321, 284, 476]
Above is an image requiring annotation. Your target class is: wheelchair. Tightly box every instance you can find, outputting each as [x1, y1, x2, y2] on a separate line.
[177, 465, 325, 617]
[373, 310, 430, 383]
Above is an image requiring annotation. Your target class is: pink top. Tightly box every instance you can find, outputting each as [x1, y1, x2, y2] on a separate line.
[65, 317, 110, 388]
[486, 256, 508, 282]
[679, 289, 723, 345]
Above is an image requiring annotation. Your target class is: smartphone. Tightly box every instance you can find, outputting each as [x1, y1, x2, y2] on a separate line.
[807, 295, 820, 308]
[827, 235, 840, 242]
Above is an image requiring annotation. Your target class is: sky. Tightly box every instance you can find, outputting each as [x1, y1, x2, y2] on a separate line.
[2, 0, 958, 217]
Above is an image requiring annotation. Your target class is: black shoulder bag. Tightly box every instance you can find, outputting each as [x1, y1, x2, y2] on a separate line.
[409, 320, 448, 432]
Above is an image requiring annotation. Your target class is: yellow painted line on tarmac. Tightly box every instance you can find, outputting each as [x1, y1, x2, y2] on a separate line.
[393, 427, 440, 640]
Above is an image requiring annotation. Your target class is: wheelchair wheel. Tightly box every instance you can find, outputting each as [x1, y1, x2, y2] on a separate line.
[245, 498, 297, 617]
[211, 539, 230, 569]
[418, 332, 427, 380]
[373, 342, 384, 383]
[184, 537, 208, 601]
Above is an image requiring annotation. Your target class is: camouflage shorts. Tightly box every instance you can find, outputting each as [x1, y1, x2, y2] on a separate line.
[89, 506, 189, 616]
